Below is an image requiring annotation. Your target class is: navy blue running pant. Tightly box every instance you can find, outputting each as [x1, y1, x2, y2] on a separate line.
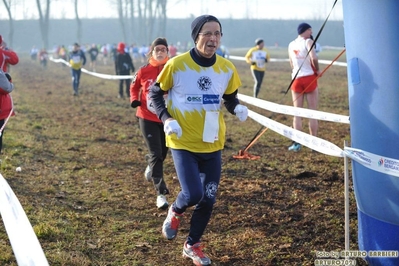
[71, 68, 81, 94]
[170, 148, 221, 245]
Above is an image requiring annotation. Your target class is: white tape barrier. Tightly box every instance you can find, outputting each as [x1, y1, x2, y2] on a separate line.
[247, 109, 399, 178]
[344, 147, 399, 178]
[49, 57, 134, 80]
[319, 59, 347, 67]
[238, 93, 350, 124]
[51, 52, 346, 81]
[228, 55, 347, 67]
[247, 109, 344, 157]
[0, 174, 49, 265]
[229, 55, 290, 63]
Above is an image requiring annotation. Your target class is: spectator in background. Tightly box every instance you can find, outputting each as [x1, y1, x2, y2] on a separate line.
[101, 44, 108, 65]
[0, 35, 18, 154]
[245, 38, 270, 98]
[110, 43, 117, 62]
[68, 43, 86, 96]
[39, 48, 49, 69]
[139, 44, 148, 63]
[30, 46, 38, 60]
[149, 15, 248, 266]
[168, 43, 177, 57]
[132, 43, 140, 62]
[88, 43, 99, 72]
[58, 45, 68, 67]
[115, 42, 135, 99]
[287, 22, 321, 152]
[130, 37, 171, 210]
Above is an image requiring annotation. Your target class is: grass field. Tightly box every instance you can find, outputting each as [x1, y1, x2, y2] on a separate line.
[0, 49, 368, 266]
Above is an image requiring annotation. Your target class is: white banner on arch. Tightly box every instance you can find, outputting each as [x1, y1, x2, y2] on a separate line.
[344, 147, 399, 178]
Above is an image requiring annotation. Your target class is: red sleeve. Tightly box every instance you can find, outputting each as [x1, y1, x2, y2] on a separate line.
[130, 70, 142, 103]
[2, 49, 19, 66]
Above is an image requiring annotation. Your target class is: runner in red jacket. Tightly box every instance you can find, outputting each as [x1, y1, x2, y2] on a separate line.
[0, 35, 19, 153]
[130, 37, 170, 210]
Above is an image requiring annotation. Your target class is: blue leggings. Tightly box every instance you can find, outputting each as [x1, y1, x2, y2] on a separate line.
[71, 69, 81, 93]
[170, 148, 221, 245]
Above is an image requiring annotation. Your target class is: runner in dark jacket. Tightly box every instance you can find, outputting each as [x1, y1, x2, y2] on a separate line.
[115, 42, 135, 98]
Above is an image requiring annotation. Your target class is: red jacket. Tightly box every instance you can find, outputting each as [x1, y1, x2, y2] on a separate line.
[130, 60, 167, 122]
[0, 48, 19, 120]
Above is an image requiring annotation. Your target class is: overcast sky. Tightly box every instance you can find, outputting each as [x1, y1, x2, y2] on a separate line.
[3, 0, 343, 21]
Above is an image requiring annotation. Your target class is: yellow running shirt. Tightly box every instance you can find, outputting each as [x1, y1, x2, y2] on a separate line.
[157, 52, 241, 153]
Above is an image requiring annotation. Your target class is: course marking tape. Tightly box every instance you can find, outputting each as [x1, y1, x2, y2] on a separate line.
[49, 57, 134, 80]
[228, 55, 347, 67]
[248, 108, 399, 178]
[238, 93, 350, 124]
[247, 109, 344, 157]
[0, 174, 49, 265]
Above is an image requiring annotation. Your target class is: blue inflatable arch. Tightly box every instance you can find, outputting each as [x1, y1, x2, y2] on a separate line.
[343, 1, 399, 265]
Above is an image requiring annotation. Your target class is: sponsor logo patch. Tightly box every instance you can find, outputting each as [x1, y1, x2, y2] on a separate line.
[203, 94, 220, 104]
[186, 95, 202, 103]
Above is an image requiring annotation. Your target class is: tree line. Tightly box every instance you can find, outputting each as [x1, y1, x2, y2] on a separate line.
[2, 0, 168, 49]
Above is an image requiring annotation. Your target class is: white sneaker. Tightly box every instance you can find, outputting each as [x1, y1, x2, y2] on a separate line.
[183, 241, 211, 265]
[162, 206, 183, 240]
[144, 165, 152, 182]
[157, 195, 169, 210]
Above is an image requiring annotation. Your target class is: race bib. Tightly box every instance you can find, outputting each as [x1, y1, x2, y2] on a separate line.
[203, 111, 219, 143]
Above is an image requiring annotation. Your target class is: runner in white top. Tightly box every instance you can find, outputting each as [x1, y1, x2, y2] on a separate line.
[287, 22, 321, 152]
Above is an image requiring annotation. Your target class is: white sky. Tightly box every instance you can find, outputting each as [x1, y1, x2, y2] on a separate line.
[3, 0, 343, 21]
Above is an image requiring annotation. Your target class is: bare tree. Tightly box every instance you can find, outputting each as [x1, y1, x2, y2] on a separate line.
[140, 0, 168, 44]
[114, 0, 168, 45]
[74, 0, 82, 44]
[136, 0, 145, 43]
[128, 0, 135, 43]
[117, 0, 128, 42]
[156, 0, 167, 37]
[2, 0, 14, 48]
[36, 0, 51, 49]
[146, 0, 154, 42]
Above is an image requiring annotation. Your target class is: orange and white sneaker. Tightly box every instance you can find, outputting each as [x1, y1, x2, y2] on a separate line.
[182, 241, 211, 265]
[162, 206, 183, 240]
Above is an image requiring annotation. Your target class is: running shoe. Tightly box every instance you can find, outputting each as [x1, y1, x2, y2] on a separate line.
[182, 241, 211, 266]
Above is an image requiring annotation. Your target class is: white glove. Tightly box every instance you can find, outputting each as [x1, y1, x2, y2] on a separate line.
[164, 119, 182, 138]
[234, 104, 248, 122]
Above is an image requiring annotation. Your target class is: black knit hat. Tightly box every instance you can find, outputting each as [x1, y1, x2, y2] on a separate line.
[255, 38, 264, 45]
[191, 15, 222, 42]
[152, 37, 168, 48]
[297, 23, 311, 35]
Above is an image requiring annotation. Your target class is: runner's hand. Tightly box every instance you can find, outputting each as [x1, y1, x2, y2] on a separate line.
[234, 104, 248, 122]
[164, 119, 182, 138]
[131, 100, 141, 108]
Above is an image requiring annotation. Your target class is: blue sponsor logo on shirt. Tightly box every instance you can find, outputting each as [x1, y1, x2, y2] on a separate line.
[203, 94, 220, 104]
[186, 95, 202, 103]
